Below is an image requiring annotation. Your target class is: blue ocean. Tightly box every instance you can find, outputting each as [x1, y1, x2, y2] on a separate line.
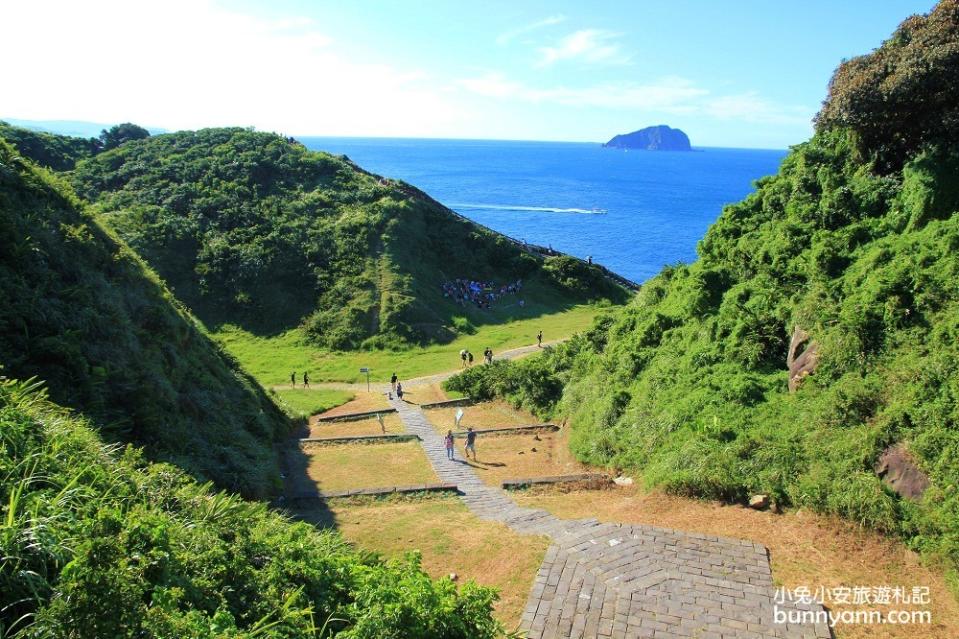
[301, 138, 786, 284]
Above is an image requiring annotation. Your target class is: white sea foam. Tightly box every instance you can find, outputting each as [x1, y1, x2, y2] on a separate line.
[452, 203, 607, 214]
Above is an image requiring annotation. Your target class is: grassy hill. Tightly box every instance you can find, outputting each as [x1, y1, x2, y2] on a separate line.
[0, 138, 289, 498]
[0, 378, 500, 638]
[447, 0, 959, 586]
[65, 127, 626, 350]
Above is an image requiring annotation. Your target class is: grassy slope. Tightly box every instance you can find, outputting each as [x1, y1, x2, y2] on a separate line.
[447, 3, 959, 587]
[219, 301, 601, 385]
[0, 139, 289, 498]
[65, 127, 626, 351]
[0, 378, 500, 638]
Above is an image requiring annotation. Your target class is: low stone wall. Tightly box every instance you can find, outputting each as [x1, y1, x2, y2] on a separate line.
[502, 473, 611, 490]
[289, 482, 459, 501]
[420, 397, 474, 409]
[315, 408, 396, 422]
[298, 433, 419, 446]
[452, 424, 559, 438]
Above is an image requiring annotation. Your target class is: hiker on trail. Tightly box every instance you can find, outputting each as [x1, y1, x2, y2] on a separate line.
[396, 382, 404, 401]
[460, 349, 468, 368]
[390, 372, 397, 393]
[303, 372, 309, 388]
[484, 347, 493, 364]
[587, 255, 592, 264]
[444, 429, 455, 460]
[537, 331, 543, 347]
[465, 427, 477, 461]
[467, 351, 474, 367]
[290, 371, 296, 387]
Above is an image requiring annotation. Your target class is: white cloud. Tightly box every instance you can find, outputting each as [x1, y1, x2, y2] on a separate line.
[3, 0, 469, 137]
[537, 29, 631, 67]
[705, 92, 812, 125]
[496, 15, 567, 45]
[456, 72, 814, 126]
[458, 73, 705, 110]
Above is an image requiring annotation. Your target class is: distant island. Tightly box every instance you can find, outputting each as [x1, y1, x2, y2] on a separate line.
[603, 125, 692, 151]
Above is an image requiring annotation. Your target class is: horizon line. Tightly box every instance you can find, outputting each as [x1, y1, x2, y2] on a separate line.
[2, 116, 793, 152]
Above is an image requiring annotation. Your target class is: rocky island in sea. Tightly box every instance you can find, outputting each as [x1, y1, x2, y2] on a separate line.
[603, 124, 692, 151]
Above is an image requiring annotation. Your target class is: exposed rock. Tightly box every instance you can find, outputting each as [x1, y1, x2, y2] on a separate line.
[787, 326, 820, 392]
[603, 125, 692, 151]
[613, 476, 634, 486]
[875, 444, 930, 500]
[449, 572, 458, 581]
[748, 494, 770, 510]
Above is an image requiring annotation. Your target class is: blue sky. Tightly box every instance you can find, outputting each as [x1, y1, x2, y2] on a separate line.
[5, 0, 937, 148]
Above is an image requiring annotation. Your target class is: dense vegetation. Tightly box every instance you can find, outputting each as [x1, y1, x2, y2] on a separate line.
[65, 128, 625, 350]
[0, 378, 500, 638]
[0, 138, 288, 498]
[0, 121, 97, 171]
[447, 1, 959, 586]
[0, 121, 152, 171]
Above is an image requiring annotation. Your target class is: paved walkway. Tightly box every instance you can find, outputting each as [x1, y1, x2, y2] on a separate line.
[389, 397, 830, 639]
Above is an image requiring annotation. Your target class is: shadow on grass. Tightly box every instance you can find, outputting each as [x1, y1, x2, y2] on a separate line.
[277, 426, 339, 530]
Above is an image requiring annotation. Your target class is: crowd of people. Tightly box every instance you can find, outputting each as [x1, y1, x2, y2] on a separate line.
[441, 278, 524, 309]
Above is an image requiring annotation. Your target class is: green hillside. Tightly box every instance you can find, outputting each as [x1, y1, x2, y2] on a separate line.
[0, 378, 499, 638]
[66, 127, 626, 350]
[0, 120, 97, 171]
[447, 0, 959, 583]
[0, 138, 288, 498]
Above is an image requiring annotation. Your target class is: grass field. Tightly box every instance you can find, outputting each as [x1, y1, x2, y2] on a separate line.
[515, 487, 959, 639]
[272, 388, 354, 419]
[308, 414, 405, 438]
[214, 303, 602, 386]
[427, 400, 541, 433]
[320, 495, 550, 629]
[290, 441, 437, 494]
[314, 392, 392, 417]
[452, 431, 588, 486]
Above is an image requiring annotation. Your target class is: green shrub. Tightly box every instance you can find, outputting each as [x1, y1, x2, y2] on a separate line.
[0, 378, 500, 638]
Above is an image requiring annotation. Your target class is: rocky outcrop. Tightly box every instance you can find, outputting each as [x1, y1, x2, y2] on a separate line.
[787, 326, 820, 392]
[603, 125, 692, 151]
[875, 444, 930, 500]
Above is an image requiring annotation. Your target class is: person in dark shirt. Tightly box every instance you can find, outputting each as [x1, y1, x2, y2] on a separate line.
[303, 372, 309, 388]
[465, 427, 477, 460]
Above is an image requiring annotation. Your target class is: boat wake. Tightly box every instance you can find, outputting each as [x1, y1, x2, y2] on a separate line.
[452, 203, 607, 215]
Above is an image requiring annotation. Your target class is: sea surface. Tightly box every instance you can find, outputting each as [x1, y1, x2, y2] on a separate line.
[300, 137, 786, 284]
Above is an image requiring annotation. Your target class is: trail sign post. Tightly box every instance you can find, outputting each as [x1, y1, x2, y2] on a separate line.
[359, 367, 370, 392]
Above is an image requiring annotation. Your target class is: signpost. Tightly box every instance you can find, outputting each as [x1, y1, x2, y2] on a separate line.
[359, 367, 370, 392]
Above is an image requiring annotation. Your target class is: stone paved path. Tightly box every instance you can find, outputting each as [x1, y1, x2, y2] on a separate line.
[389, 397, 830, 639]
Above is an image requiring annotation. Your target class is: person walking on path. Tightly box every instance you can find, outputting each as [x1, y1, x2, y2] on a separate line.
[465, 427, 477, 461]
[390, 372, 398, 393]
[460, 349, 468, 368]
[537, 330, 543, 347]
[303, 372, 309, 388]
[467, 351, 474, 367]
[290, 371, 296, 387]
[444, 429, 455, 460]
[396, 382, 404, 401]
